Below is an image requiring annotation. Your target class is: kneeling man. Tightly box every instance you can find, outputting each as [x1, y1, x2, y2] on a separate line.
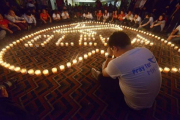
[92, 31, 162, 110]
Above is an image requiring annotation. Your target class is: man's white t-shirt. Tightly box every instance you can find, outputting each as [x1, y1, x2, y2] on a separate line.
[176, 25, 180, 34]
[105, 47, 162, 110]
[61, 12, 69, 19]
[52, 13, 60, 20]
[149, 17, 153, 26]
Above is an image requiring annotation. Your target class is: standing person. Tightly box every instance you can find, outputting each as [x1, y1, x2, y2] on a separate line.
[97, 10, 103, 21]
[40, 9, 52, 24]
[92, 31, 162, 110]
[150, 15, 165, 33]
[52, 10, 61, 21]
[5, 10, 28, 30]
[103, 10, 109, 22]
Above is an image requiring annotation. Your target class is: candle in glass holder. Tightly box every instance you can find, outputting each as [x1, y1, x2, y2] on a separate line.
[67, 62, 71, 68]
[28, 69, 34, 75]
[84, 54, 88, 59]
[73, 59, 77, 65]
[43, 69, 49, 76]
[14, 67, 21, 72]
[35, 70, 41, 76]
[79, 57, 83, 61]
[101, 50, 105, 54]
[163, 67, 170, 73]
[79, 43, 82, 46]
[21, 68, 27, 74]
[52, 68, 57, 73]
[60, 65, 65, 71]
[4, 63, 10, 68]
[41, 43, 45, 47]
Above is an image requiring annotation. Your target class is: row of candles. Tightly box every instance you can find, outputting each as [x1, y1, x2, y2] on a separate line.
[136, 35, 154, 46]
[159, 67, 179, 73]
[55, 35, 66, 46]
[99, 35, 109, 46]
[40, 35, 54, 47]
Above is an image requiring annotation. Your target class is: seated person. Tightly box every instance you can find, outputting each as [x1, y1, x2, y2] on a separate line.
[22, 10, 36, 28]
[118, 10, 125, 24]
[0, 14, 21, 34]
[83, 12, 93, 20]
[40, 9, 52, 24]
[91, 31, 162, 110]
[103, 10, 109, 22]
[5, 10, 28, 30]
[150, 15, 165, 33]
[138, 13, 153, 30]
[167, 25, 180, 43]
[131, 13, 141, 28]
[52, 10, 61, 21]
[123, 11, 133, 26]
[110, 10, 118, 23]
[0, 29, 6, 40]
[61, 10, 70, 20]
[97, 10, 103, 21]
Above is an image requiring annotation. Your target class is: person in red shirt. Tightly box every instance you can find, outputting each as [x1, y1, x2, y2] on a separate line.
[110, 10, 118, 23]
[118, 10, 125, 24]
[40, 9, 52, 24]
[97, 10, 103, 21]
[0, 14, 21, 34]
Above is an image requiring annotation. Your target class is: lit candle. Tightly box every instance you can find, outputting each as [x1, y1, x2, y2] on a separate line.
[174, 46, 178, 50]
[67, 62, 71, 68]
[163, 67, 170, 73]
[21, 68, 27, 74]
[52, 68, 57, 73]
[150, 43, 154, 46]
[24, 44, 29, 47]
[35, 70, 41, 76]
[105, 52, 109, 57]
[94, 43, 97, 46]
[79, 57, 83, 61]
[14, 67, 21, 72]
[71, 42, 74, 46]
[159, 67, 163, 72]
[171, 67, 178, 73]
[43, 69, 49, 76]
[61, 42, 64, 46]
[89, 42, 92, 46]
[104, 43, 107, 46]
[65, 42, 69, 46]
[167, 42, 171, 45]
[9, 65, 15, 70]
[92, 50, 95, 54]
[84, 42, 87, 46]
[72, 59, 77, 65]
[101, 50, 105, 54]
[88, 52, 92, 57]
[29, 43, 33, 47]
[41, 43, 45, 47]
[96, 49, 99, 53]
[60, 65, 65, 71]
[28, 69, 34, 75]
[84, 54, 88, 59]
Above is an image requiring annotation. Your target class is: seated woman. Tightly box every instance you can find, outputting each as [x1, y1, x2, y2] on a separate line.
[118, 10, 125, 24]
[5, 10, 28, 30]
[138, 13, 153, 30]
[150, 15, 165, 33]
[167, 25, 180, 43]
[103, 10, 109, 23]
[0, 14, 21, 34]
[40, 9, 52, 24]
[52, 10, 61, 21]
[123, 11, 133, 26]
[22, 10, 36, 29]
[83, 12, 93, 20]
[97, 10, 103, 21]
[110, 10, 118, 23]
[61, 10, 70, 21]
[131, 13, 141, 28]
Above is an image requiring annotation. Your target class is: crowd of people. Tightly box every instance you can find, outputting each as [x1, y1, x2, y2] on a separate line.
[0, 0, 180, 42]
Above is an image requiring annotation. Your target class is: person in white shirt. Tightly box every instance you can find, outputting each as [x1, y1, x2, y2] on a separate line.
[123, 11, 133, 26]
[167, 25, 180, 43]
[22, 10, 36, 28]
[103, 10, 109, 22]
[61, 11, 70, 20]
[92, 31, 162, 110]
[150, 15, 165, 32]
[139, 13, 153, 30]
[52, 10, 61, 21]
[83, 12, 93, 20]
[131, 13, 141, 28]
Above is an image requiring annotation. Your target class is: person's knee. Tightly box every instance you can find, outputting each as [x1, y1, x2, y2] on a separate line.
[0, 30, 6, 40]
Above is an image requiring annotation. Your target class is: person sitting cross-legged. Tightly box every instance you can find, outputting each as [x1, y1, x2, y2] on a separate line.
[83, 12, 93, 20]
[97, 10, 103, 21]
[22, 10, 36, 29]
[0, 14, 21, 34]
[40, 9, 52, 24]
[167, 25, 180, 43]
[138, 13, 153, 31]
[103, 10, 109, 23]
[61, 10, 70, 21]
[91, 31, 162, 110]
[130, 13, 141, 28]
[52, 10, 61, 22]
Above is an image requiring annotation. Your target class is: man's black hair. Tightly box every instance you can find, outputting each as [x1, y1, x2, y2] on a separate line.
[108, 31, 131, 48]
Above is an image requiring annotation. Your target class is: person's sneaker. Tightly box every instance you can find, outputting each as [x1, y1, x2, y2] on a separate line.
[91, 68, 101, 80]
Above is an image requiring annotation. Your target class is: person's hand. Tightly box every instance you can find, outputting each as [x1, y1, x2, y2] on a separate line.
[17, 27, 21, 30]
[44, 20, 47, 24]
[107, 47, 113, 56]
[0, 87, 8, 98]
[150, 25, 153, 28]
[8, 30, 13, 34]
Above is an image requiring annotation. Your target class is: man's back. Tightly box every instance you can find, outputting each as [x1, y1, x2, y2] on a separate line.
[105, 47, 162, 110]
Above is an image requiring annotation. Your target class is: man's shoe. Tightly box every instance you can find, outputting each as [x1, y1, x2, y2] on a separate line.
[91, 68, 100, 80]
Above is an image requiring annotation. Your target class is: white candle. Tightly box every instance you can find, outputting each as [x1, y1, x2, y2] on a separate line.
[159, 67, 163, 72]
[150, 43, 154, 46]
[61, 42, 64, 46]
[60, 65, 65, 71]
[104, 43, 107, 46]
[14, 67, 21, 72]
[167, 42, 171, 45]
[101, 50, 105, 54]
[35, 70, 41, 76]
[65, 42, 69, 46]
[96, 49, 99, 53]
[24, 44, 29, 47]
[89, 42, 92, 46]
[9, 65, 15, 70]
[29, 43, 33, 47]
[71, 42, 74, 46]
[92, 50, 95, 54]
[84, 42, 87, 46]
[78, 57, 83, 61]
[73, 59, 77, 65]
[84, 54, 88, 59]
[163, 67, 170, 73]
[43, 69, 49, 76]
[28, 69, 34, 75]
[171, 67, 178, 73]
[105, 52, 109, 57]
[21, 68, 27, 74]
[52, 68, 57, 73]
[174, 46, 178, 50]
[88, 52, 92, 57]
[94, 43, 97, 46]
[67, 62, 71, 68]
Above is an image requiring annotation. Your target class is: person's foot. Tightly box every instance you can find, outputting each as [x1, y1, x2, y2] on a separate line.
[91, 68, 100, 80]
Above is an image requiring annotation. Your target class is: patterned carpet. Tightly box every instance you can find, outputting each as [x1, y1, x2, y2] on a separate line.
[0, 22, 180, 120]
